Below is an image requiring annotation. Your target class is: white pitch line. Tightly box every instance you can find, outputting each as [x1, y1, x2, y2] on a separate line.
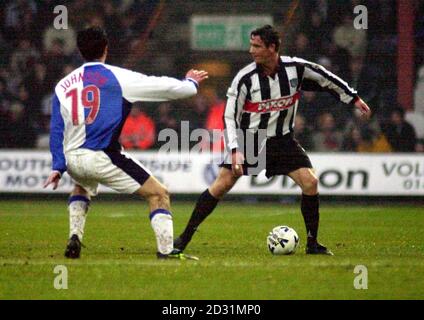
[0, 259, 422, 268]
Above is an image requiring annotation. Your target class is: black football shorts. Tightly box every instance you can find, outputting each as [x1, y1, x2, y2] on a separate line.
[220, 133, 312, 177]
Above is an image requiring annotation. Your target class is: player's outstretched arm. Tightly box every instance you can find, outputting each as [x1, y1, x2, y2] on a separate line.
[115, 67, 209, 102]
[293, 57, 358, 105]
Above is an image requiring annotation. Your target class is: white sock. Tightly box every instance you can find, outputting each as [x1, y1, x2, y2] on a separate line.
[68, 196, 90, 240]
[150, 209, 173, 254]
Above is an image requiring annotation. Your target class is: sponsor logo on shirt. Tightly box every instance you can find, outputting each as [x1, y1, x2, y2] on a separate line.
[243, 92, 300, 113]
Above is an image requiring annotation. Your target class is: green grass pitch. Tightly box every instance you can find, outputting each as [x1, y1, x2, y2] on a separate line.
[0, 199, 423, 300]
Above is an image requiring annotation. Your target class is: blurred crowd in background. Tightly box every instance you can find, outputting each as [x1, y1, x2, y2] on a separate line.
[1, 0, 423, 152]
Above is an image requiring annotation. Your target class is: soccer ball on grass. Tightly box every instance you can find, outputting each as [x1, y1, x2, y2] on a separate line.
[267, 226, 300, 255]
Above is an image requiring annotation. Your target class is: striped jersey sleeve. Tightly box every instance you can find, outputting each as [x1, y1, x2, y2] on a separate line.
[223, 63, 256, 150]
[292, 57, 359, 104]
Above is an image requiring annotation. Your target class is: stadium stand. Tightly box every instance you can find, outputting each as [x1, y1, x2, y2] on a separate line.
[0, 0, 420, 152]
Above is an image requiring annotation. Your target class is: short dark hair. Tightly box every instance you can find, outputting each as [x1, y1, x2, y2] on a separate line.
[77, 27, 108, 61]
[250, 25, 281, 52]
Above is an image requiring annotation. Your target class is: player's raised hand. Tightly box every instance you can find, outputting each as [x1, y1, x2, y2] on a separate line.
[43, 171, 62, 190]
[185, 69, 209, 84]
[231, 150, 245, 177]
[354, 97, 371, 118]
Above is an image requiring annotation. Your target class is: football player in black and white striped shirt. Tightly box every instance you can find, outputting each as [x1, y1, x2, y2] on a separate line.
[175, 25, 370, 255]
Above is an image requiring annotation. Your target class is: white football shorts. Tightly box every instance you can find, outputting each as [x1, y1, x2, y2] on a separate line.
[65, 148, 152, 196]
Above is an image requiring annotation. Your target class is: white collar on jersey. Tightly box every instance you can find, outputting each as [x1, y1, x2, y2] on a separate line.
[82, 62, 105, 66]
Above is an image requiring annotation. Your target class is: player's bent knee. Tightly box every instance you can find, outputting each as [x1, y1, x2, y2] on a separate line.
[223, 179, 236, 193]
[211, 184, 231, 199]
[149, 186, 169, 200]
[135, 176, 171, 210]
[158, 186, 170, 200]
[303, 176, 318, 195]
[72, 184, 89, 198]
[210, 170, 237, 198]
